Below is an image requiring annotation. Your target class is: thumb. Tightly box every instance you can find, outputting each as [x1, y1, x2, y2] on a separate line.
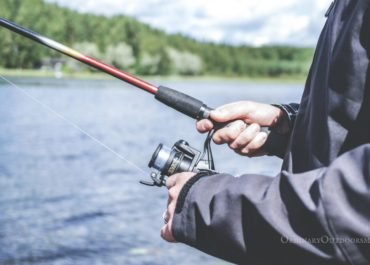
[210, 102, 251, 123]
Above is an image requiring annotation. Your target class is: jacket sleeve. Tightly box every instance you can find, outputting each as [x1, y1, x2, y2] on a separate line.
[172, 144, 370, 265]
[265, 103, 300, 158]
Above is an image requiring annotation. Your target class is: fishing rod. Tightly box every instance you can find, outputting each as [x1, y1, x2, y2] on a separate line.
[0, 18, 211, 120]
[0, 18, 282, 183]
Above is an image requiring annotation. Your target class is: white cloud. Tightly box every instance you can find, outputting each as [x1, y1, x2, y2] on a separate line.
[46, 0, 333, 46]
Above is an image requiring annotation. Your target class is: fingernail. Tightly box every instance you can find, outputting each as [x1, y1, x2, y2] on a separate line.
[261, 133, 268, 142]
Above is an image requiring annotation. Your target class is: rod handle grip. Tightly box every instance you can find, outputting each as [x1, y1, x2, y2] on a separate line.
[155, 86, 212, 120]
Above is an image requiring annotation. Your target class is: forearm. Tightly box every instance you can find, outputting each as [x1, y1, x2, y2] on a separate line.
[172, 144, 370, 265]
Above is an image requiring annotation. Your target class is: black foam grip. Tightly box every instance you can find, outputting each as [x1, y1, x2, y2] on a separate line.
[155, 86, 206, 119]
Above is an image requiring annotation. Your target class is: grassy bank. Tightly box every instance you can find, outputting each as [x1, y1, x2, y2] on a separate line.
[0, 68, 307, 84]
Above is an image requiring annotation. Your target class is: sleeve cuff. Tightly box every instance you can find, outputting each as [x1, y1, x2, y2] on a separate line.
[272, 103, 300, 131]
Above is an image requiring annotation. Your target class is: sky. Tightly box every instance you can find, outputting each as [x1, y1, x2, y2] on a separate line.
[46, 0, 333, 47]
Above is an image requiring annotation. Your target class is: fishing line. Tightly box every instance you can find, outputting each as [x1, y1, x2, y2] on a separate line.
[0, 75, 147, 175]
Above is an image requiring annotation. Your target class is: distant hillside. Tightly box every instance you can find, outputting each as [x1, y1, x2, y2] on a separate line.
[0, 0, 314, 77]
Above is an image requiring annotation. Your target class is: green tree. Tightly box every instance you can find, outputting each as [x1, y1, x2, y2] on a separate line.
[104, 42, 136, 71]
[0, 0, 314, 77]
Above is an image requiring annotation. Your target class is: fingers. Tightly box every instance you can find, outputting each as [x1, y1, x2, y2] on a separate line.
[212, 120, 247, 145]
[168, 185, 181, 200]
[229, 123, 260, 149]
[212, 121, 268, 157]
[166, 174, 177, 189]
[161, 172, 196, 243]
[165, 201, 176, 221]
[161, 224, 176, 242]
[237, 131, 268, 156]
[196, 101, 254, 134]
[196, 101, 283, 135]
[209, 101, 284, 127]
[196, 119, 214, 133]
[210, 101, 253, 123]
[166, 172, 196, 189]
[161, 201, 177, 242]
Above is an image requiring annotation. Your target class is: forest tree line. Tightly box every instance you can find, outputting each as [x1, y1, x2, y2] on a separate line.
[0, 0, 315, 77]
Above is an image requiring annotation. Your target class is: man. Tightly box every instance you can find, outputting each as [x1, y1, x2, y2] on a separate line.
[161, 0, 370, 264]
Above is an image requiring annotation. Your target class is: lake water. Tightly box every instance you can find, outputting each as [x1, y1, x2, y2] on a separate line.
[0, 77, 303, 265]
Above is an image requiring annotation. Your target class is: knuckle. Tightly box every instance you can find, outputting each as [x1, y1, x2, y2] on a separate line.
[168, 188, 178, 200]
[254, 123, 261, 130]
[239, 132, 253, 144]
[227, 126, 243, 139]
[225, 130, 237, 141]
[168, 202, 176, 215]
[212, 134, 222, 144]
[196, 123, 204, 132]
[228, 142, 238, 150]
[246, 136, 267, 153]
[230, 138, 245, 149]
[236, 132, 253, 146]
[214, 130, 230, 143]
[161, 226, 167, 239]
[218, 130, 229, 139]
[196, 120, 212, 133]
[181, 172, 196, 183]
[166, 178, 175, 189]
[249, 123, 261, 132]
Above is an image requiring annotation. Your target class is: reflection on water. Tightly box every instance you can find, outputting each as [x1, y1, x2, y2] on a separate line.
[0, 77, 303, 265]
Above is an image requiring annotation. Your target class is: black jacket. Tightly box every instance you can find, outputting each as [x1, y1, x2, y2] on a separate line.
[172, 1, 370, 264]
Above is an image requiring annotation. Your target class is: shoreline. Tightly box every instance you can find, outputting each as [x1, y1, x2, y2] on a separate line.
[0, 68, 306, 84]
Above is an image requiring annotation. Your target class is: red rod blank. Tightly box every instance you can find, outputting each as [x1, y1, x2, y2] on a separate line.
[83, 56, 158, 95]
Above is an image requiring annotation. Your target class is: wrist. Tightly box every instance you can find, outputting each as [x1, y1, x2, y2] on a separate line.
[271, 103, 298, 134]
[175, 170, 215, 214]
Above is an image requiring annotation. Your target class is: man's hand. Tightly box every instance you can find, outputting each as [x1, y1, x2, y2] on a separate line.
[161, 172, 196, 242]
[196, 101, 284, 157]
